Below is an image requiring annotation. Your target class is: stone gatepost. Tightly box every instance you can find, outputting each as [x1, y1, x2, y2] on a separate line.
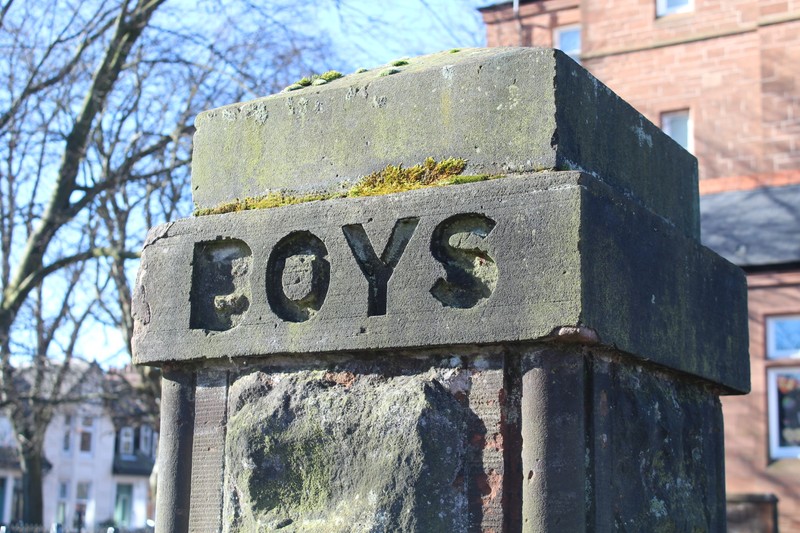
[133, 48, 749, 532]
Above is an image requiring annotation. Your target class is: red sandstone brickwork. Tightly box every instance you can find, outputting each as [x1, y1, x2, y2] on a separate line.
[723, 271, 800, 533]
[760, 19, 800, 173]
[581, 0, 757, 57]
[585, 32, 761, 180]
[480, 0, 800, 185]
[482, 0, 579, 48]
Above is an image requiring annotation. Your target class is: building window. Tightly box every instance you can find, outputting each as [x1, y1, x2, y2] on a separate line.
[554, 25, 581, 63]
[140, 425, 152, 455]
[11, 478, 23, 522]
[661, 109, 693, 153]
[56, 501, 67, 525]
[152, 431, 159, 458]
[767, 315, 800, 359]
[75, 481, 91, 531]
[56, 481, 68, 524]
[656, 0, 692, 17]
[79, 417, 93, 454]
[766, 315, 800, 460]
[62, 415, 72, 453]
[76, 481, 90, 501]
[767, 367, 800, 459]
[120, 427, 135, 456]
[114, 484, 133, 527]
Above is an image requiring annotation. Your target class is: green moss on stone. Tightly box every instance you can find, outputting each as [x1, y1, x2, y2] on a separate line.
[194, 158, 503, 216]
[390, 59, 410, 66]
[449, 48, 461, 53]
[319, 70, 344, 81]
[194, 191, 341, 216]
[226, 395, 334, 529]
[380, 68, 401, 77]
[348, 157, 465, 197]
[285, 70, 344, 92]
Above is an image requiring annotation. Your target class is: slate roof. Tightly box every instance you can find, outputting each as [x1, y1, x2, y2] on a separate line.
[700, 184, 800, 268]
[113, 454, 155, 477]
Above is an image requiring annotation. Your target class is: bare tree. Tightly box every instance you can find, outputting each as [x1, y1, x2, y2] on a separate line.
[0, 0, 330, 523]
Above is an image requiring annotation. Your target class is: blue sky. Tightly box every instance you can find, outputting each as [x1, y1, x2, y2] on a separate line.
[317, 0, 489, 70]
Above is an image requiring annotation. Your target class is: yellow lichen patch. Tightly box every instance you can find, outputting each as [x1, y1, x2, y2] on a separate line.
[193, 158, 502, 216]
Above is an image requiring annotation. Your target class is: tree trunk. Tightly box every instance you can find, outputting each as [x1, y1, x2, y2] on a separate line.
[19, 440, 44, 525]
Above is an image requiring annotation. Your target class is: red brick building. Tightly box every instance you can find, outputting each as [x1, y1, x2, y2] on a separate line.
[480, 1, 800, 530]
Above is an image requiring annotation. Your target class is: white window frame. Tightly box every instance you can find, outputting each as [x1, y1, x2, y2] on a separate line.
[661, 109, 693, 153]
[656, 0, 693, 17]
[553, 25, 581, 63]
[767, 315, 800, 359]
[767, 367, 800, 459]
[120, 427, 135, 457]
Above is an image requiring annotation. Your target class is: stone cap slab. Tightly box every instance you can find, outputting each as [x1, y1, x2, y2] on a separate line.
[132, 172, 747, 393]
[192, 47, 699, 238]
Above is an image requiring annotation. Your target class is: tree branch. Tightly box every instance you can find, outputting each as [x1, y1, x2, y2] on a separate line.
[7, 247, 140, 313]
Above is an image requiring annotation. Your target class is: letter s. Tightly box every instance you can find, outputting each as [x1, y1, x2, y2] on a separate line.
[430, 213, 497, 309]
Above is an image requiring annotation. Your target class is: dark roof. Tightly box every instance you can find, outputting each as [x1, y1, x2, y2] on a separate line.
[113, 453, 155, 477]
[104, 370, 158, 428]
[700, 184, 800, 268]
[8, 360, 105, 423]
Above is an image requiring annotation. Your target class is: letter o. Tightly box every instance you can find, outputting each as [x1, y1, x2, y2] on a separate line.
[266, 231, 330, 323]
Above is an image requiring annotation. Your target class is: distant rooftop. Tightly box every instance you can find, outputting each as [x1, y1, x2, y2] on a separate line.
[701, 184, 800, 268]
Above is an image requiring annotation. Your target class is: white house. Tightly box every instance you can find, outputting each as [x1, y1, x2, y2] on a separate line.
[0, 362, 156, 530]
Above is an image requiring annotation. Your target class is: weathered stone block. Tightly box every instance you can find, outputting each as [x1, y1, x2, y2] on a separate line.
[191, 48, 699, 238]
[519, 346, 728, 531]
[133, 171, 747, 393]
[223, 368, 468, 531]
